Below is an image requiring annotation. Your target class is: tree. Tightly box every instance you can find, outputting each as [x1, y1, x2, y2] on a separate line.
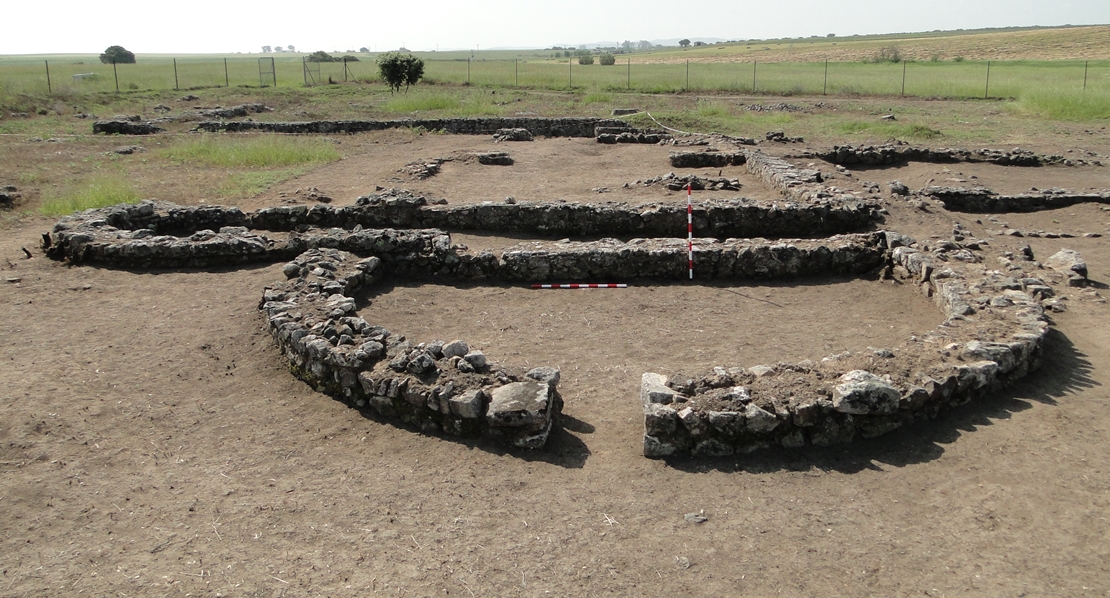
[341, 55, 359, 62]
[599, 52, 616, 66]
[621, 40, 632, 52]
[377, 52, 424, 93]
[637, 40, 654, 51]
[306, 50, 337, 62]
[577, 54, 594, 65]
[99, 45, 136, 64]
[679, 39, 691, 48]
[287, 44, 296, 52]
[359, 47, 370, 53]
[262, 45, 272, 53]
[275, 46, 284, 52]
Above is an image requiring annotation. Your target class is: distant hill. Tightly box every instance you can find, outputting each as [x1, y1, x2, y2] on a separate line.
[634, 24, 1110, 63]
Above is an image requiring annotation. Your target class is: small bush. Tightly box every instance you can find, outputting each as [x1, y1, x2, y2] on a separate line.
[953, 56, 966, 62]
[866, 45, 902, 63]
[377, 52, 425, 93]
[578, 55, 594, 65]
[599, 53, 616, 66]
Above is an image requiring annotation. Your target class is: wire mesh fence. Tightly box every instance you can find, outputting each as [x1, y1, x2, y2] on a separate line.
[1, 55, 1107, 100]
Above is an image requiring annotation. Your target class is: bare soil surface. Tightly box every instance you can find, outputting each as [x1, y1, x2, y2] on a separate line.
[2, 129, 1110, 597]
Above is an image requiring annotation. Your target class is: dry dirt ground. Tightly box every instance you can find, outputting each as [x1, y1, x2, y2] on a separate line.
[2, 128, 1110, 597]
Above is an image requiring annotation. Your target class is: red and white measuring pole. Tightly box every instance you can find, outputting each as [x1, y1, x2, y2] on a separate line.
[531, 283, 627, 289]
[687, 182, 694, 279]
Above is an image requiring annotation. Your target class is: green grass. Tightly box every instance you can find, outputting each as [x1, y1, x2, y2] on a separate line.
[158, 134, 341, 167]
[831, 120, 944, 139]
[40, 174, 140, 216]
[583, 91, 613, 104]
[219, 168, 306, 198]
[1012, 89, 1110, 120]
[382, 93, 461, 113]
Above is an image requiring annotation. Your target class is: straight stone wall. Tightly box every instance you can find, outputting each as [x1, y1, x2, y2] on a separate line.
[193, 117, 630, 138]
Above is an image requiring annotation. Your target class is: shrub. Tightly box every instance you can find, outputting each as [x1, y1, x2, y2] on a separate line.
[865, 45, 902, 63]
[578, 55, 594, 65]
[377, 52, 425, 93]
[99, 45, 135, 64]
[599, 53, 616, 66]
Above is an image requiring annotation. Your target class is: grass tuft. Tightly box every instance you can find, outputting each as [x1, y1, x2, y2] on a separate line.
[40, 175, 140, 216]
[158, 134, 341, 167]
[583, 91, 612, 104]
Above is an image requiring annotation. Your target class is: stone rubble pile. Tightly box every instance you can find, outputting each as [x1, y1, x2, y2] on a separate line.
[195, 103, 272, 119]
[261, 248, 563, 448]
[93, 119, 165, 135]
[597, 131, 671, 144]
[630, 173, 741, 191]
[492, 128, 533, 142]
[641, 231, 1054, 457]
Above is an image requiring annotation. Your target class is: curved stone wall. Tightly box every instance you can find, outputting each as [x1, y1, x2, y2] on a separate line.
[640, 233, 1051, 457]
[261, 248, 563, 449]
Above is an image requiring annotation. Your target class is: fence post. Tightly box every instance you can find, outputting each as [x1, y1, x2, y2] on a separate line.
[303, 56, 308, 87]
[45, 60, 51, 94]
[1084, 60, 1089, 91]
[984, 60, 991, 99]
[467, 57, 470, 85]
[627, 57, 630, 89]
[901, 60, 906, 97]
[686, 59, 689, 91]
[752, 60, 757, 93]
[173, 58, 179, 90]
[823, 59, 828, 95]
[515, 57, 518, 86]
[569, 58, 572, 88]
[224, 58, 229, 87]
[113, 61, 119, 92]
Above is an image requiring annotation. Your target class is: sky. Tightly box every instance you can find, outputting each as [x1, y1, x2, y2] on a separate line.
[4, 0, 1109, 55]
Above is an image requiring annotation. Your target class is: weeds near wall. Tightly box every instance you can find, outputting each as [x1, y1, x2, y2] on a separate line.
[40, 175, 139, 216]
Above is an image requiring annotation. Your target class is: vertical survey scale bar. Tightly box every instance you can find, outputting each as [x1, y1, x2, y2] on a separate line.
[687, 183, 694, 280]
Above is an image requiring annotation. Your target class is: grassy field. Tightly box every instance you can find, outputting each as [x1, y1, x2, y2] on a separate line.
[1, 25, 1109, 104]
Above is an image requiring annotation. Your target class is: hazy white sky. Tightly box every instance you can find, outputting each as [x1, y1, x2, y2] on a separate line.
[4, 0, 1109, 55]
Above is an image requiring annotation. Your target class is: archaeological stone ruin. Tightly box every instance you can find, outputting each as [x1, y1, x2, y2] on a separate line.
[61, 116, 1093, 457]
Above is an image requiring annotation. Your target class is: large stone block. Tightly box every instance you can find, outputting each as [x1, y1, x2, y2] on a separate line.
[832, 370, 900, 415]
[487, 380, 551, 429]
